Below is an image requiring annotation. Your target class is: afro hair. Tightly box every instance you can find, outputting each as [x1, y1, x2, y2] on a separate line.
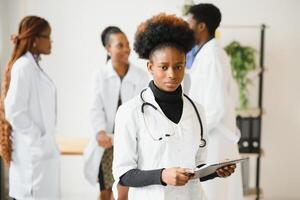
[134, 13, 195, 59]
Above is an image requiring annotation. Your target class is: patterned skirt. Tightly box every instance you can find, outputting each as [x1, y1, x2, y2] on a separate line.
[98, 147, 114, 191]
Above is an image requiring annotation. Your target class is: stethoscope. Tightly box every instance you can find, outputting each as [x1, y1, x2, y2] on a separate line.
[140, 88, 206, 148]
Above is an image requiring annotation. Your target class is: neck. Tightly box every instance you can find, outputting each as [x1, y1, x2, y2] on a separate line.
[29, 50, 41, 64]
[198, 33, 214, 46]
[29, 49, 39, 56]
[149, 80, 182, 102]
[112, 60, 129, 78]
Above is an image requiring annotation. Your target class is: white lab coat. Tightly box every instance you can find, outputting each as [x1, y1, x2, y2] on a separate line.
[4, 52, 60, 200]
[188, 39, 243, 200]
[113, 88, 208, 200]
[83, 61, 149, 185]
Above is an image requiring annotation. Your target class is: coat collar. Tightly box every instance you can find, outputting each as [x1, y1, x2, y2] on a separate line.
[105, 60, 137, 84]
[24, 51, 40, 70]
[24, 51, 55, 86]
[141, 86, 186, 118]
[193, 38, 217, 63]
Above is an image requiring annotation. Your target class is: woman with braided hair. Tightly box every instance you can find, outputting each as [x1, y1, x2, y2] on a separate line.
[112, 13, 236, 200]
[0, 16, 60, 199]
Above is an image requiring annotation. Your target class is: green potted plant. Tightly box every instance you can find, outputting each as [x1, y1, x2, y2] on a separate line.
[224, 41, 257, 109]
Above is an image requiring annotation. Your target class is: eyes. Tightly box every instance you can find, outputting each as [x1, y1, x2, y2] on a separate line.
[160, 65, 184, 71]
[115, 42, 130, 49]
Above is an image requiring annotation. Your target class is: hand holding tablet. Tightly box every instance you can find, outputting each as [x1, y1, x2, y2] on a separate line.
[188, 157, 249, 179]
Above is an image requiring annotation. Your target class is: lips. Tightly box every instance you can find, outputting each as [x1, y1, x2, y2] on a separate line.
[165, 82, 178, 86]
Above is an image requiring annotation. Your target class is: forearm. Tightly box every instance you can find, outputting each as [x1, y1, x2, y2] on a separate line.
[200, 172, 218, 182]
[196, 164, 219, 182]
[119, 168, 166, 187]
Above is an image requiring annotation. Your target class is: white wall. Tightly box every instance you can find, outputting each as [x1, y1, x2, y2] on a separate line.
[1, 0, 300, 199]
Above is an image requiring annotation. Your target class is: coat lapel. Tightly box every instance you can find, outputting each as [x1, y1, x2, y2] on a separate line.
[25, 52, 57, 135]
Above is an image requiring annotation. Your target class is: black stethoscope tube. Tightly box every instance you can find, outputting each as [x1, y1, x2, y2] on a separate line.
[140, 88, 206, 148]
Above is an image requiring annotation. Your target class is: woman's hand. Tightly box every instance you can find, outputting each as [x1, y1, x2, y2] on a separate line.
[161, 167, 193, 186]
[216, 164, 236, 178]
[96, 131, 113, 148]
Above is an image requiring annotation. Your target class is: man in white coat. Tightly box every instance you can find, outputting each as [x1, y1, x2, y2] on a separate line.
[187, 4, 244, 200]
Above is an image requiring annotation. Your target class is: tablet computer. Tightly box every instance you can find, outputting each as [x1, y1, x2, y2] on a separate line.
[189, 157, 249, 179]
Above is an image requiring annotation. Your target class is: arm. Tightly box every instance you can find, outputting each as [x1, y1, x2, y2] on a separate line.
[202, 58, 226, 132]
[89, 72, 112, 147]
[198, 166, 236, 182]
[113, 106, 190, 187]
[4, 63, 42, 144]
[119, 168, 165, 187]
[196, 164, 218, 182]
[113, 106, 139, 184]
[200, 172, 219, 181]
[193, 104, 235, 181]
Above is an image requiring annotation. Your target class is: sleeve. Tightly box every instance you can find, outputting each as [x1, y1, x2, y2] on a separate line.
[4, 63, 42, 144]
[89, 71, 107, 137]
[119, 168, 166, 187]
[195, 56, 226, 133]
[112, 105, 139, 184]
[200, 172, 218, 182]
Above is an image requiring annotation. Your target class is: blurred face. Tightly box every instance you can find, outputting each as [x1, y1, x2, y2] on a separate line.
[187, 14, 205, 45]
[147, 46, 185, 92]
[107, 33, 131, 64]
[34, 26, 52, 55]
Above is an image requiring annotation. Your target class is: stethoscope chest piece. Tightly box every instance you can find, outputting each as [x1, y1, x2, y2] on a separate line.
[199, 138, 206, 148]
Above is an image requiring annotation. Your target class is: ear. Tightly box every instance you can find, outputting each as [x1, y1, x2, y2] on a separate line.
[198, 22, 206, 32]
[147, 61, 154, 74]
[105, 44, 111, 56]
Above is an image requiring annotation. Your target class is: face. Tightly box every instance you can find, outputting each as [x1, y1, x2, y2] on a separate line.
[106, 33, 131, 64]
[147, 47, 185, 92]
[187, 14, 205, 45]
[34, 26, 52, 55]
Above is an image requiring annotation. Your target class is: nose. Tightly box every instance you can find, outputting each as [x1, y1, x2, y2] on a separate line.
[167, 68, 176, 79]
[125, 45, 131, 54]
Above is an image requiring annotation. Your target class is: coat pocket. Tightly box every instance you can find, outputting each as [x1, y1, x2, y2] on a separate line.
[32, 133, 59, 161]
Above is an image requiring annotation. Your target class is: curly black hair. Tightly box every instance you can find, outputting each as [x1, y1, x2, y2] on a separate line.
[134, 13, 195, 59]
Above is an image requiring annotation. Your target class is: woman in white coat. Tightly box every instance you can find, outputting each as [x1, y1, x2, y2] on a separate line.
[187, 4, 244, 200]
[83, 26, 148, 200]
[112, 14, 236, 200]
[0, 16, 60, 200]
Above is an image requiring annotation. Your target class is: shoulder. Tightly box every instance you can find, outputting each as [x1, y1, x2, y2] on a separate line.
[11, 54, 36, 77]
[92, 65, 110, 81]
[116, 95, 141, 121]
[117, 95, 141, 115]
[202, 40, 219, 57]
[194, 101, 205, 117]
[129, 63, 148, 78]
[184, 94, 206, 120]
